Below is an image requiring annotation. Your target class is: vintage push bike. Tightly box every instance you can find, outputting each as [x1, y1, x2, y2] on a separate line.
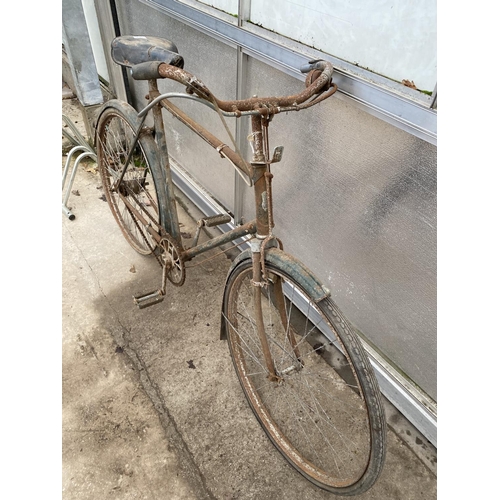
[95, 35, 386, 495]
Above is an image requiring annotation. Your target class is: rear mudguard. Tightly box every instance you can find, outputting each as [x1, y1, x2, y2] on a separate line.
[94, 100, 147, 144]
[220, 247, 330, 340]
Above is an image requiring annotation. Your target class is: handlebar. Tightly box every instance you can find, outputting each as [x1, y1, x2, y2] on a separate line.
[132, 59, 336, 115]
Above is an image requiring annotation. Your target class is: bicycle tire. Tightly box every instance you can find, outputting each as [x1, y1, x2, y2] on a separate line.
[222, 258, 386, 495]
[96, 101, 168, 255]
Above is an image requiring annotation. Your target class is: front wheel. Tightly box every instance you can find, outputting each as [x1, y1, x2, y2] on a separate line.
[222, 258, 386, 495]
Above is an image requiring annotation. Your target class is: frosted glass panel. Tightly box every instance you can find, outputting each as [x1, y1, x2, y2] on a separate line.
[251, 0, 437, 91]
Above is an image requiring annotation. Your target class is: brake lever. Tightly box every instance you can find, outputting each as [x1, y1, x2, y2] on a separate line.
[295, 82, 338, 110]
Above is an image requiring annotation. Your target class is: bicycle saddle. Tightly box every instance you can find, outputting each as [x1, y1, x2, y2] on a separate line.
[111, 35, 184, 69]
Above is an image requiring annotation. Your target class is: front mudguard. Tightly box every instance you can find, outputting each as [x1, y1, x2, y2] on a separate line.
[220, 247, 330, 340]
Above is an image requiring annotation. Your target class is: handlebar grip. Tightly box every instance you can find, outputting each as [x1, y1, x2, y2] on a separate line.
[300, 59, 327, 74]
[130, 61, 164, 80]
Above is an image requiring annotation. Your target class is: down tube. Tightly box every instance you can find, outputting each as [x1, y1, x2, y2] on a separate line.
[182, 221, 256, 261]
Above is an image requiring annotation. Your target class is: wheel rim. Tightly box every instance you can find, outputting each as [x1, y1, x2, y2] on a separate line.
[97, 112, 161, 255]
[225, 265, 373, 491]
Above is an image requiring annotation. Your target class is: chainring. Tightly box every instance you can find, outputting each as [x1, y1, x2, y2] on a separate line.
[159, 234, 185, 286]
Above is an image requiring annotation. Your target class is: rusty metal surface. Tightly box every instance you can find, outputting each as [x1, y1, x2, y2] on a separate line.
[182, 220, 256, 261]
[250, 251, 278, 379]
[157, 61, 335, 114]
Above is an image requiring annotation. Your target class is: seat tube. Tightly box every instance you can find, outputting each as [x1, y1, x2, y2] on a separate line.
[148, 79, 181, 244]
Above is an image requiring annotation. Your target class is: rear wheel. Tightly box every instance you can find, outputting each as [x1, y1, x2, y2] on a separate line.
[222, 259, 386, 495]
[96, 103, 167, 255]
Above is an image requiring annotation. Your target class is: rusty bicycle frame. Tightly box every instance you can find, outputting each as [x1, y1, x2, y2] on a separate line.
[108, 54, 337, 377]
[124, 66, 335, 240]
[113, 59, 335, 278]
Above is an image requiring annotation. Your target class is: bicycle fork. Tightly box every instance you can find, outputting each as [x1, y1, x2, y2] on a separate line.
[250, 246, 278, 380]
[249, 246, 302, 385]
[248, 115, 302, 381]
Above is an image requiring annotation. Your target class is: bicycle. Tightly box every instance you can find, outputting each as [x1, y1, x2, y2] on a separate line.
[95, 35, 387, 496]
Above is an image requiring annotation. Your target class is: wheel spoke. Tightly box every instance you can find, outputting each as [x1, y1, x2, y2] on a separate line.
[96, 110, 163, 255]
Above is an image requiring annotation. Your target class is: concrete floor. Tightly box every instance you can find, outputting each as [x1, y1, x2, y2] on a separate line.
[62, 98, 437, 499]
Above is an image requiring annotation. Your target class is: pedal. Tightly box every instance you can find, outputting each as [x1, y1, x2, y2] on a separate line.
[201, 214, 232, 227]
[133, 290, 165, 309]
[192, 213, 232, 246]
